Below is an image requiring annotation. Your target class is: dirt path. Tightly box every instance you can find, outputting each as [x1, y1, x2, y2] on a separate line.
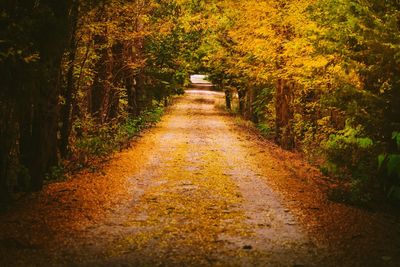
[1, 89, 399, 266]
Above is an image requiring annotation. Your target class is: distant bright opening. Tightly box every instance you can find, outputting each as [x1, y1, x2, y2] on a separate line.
[190, 74, 211, 85]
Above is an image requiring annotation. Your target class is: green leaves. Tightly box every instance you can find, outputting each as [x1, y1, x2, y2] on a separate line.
[325, 123, 373, 150]
[378, 154, 386, 170]
[386, 155, 400, 177]
[357, 137, 373, 149]
[379, 132, 400, 178]
[392, 132, 400, 149]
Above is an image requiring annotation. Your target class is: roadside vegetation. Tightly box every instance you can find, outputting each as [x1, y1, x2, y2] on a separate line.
[1, 0, 400, 208]
[202, 0, 400, 205]
[0, 1, 191, 207]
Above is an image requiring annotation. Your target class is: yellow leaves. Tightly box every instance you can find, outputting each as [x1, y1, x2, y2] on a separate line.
[158, 21, 175, 35]
[290, 54, 328, 72]
[96, 112, 253, 258]
[326, 63, 353, 87]
[23, 53, 40, 63]
[347, 68, 363, 90]
[217, 0, 323, 85]
[127, 59, 147, 71]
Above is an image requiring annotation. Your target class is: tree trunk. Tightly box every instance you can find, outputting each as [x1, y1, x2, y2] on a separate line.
[107, 42, 125, 121]
[60, 2, 79, 157]
[245, 85, 258, 123]
[91, 34, 113, 123]
[27, 1, 72, 191]
[135, 73, 148, 114]
[238, 89, 246, 115]
[224, 87, 232, 111]
[275, 78, 294, 150]
[126, 75, 139, 116]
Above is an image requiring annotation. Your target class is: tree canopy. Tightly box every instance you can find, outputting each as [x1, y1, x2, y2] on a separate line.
[1, 0, 400, 206]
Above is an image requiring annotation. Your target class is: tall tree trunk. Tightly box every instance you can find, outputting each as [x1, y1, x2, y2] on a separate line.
[238, 89, 246, 115]
[245, 85, 258, 123]
[135, 72, 147, 114]
[126, 75, 139, 116]
[60, 1, 79, 157]
[275, 78, 294, 150]
[274, 12, 294, 149]
[224, 87, 232, 111]
[0, 102, 18, 204]
[27, 0, 72, 191]
[91, 34, 113, 123]
[123, 41, 140, 116]
[107, 42, 124, 121]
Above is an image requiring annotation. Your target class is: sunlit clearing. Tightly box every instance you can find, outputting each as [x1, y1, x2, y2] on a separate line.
[190, 74, 211, 84]
[185, 90, 224, 96]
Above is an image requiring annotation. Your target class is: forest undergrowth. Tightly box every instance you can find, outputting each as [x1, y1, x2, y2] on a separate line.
[1, 0, 400, 215]
[214, 92, 400, 214]
[2, 90, 399, 266]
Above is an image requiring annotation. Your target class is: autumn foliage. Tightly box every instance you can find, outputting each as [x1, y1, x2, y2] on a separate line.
[200, 0, 400, 203]
[1, 0, 400, 206]
[0, 0, 190, 205]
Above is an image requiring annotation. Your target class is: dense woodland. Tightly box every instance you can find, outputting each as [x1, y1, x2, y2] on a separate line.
[1, 0, 400, 207]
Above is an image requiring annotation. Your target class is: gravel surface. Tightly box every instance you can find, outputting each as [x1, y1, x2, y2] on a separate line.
[0, 89, 399, 267]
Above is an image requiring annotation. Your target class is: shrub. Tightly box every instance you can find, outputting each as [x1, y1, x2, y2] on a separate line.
[256, 123, 274, 138]
[68, 104, 164, 171]
[323, 122, 373, 175]
[378, 132, 400, 200]
[322, 121, 375, 204]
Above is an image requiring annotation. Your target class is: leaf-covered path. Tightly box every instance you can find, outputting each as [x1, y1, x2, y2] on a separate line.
[105, 89, 323, 266]
[1, 89, 399, 266]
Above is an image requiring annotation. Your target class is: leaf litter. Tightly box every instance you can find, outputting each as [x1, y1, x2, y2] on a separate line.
[0, 89, 399, 266]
